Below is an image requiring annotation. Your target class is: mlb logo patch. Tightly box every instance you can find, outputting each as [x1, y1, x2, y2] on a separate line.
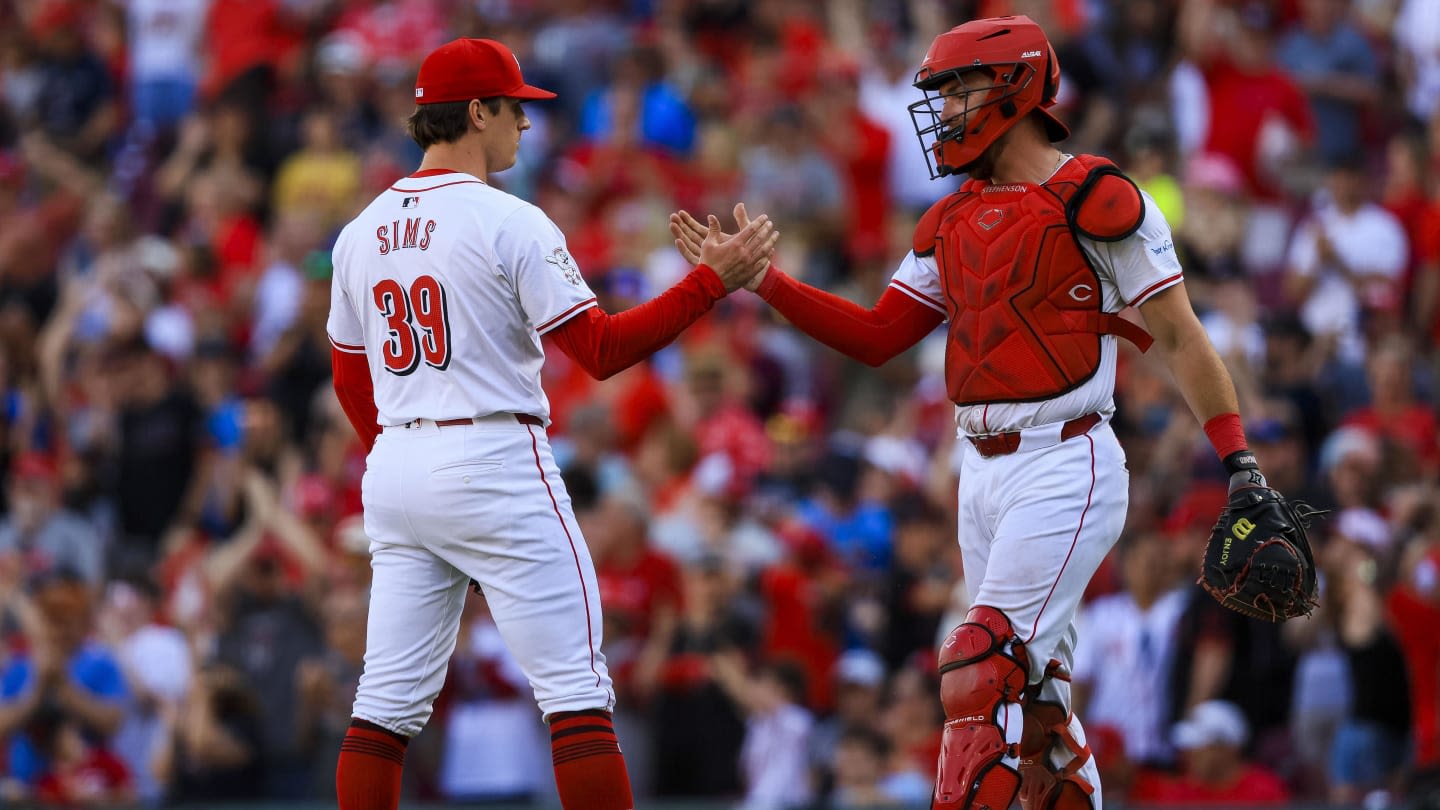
[402, 196, 420, 209]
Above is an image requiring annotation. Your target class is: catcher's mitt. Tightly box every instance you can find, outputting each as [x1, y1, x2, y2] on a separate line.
[1199, 486, 1322, 621]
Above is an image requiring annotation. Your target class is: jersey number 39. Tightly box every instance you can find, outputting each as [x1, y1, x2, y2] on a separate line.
[372, 275, 451, 375]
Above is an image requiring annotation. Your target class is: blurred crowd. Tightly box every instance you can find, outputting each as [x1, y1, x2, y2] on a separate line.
[0, 0, 1438, 806]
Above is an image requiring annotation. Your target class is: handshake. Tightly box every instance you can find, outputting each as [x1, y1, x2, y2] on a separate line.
[668, 203, 777, 294]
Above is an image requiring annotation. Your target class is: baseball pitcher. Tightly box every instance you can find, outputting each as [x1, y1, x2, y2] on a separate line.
[672, 15, 1316, 810]
[327, 38, 777, 810]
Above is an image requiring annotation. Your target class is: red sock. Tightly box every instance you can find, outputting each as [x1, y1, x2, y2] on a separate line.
[337, 719, 408, 810]
[550, 709, 634, 810]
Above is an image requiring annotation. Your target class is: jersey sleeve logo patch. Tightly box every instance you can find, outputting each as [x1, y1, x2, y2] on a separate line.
[545, 248, 583, 285]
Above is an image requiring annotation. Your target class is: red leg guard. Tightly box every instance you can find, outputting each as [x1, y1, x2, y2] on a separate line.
[1018, 700, 1095, 810]
[932, 606, 1030, 810]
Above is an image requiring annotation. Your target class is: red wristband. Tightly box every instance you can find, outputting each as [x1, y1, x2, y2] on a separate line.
[1202, 412, 1248, 461]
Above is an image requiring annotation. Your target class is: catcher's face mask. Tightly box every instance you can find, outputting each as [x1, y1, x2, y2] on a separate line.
[908, 66, 1030, 178]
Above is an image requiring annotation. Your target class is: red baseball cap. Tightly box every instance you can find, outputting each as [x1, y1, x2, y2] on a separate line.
[414, 38, 556, 105]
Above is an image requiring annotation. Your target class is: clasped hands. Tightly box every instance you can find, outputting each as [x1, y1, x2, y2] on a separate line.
[669, 203, 774, 293]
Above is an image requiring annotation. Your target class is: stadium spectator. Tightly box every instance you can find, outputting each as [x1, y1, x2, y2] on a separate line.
[153, 663, 264, 802]
[431, 598, 549, 804]
[0, 568, 127, 792]
[1177, 0, 1314, 276]
[1176, 152, 1249, 288]
[587, 487, 684, 796]
[829, 725, 902, 808]
[0, 453, 103, 585]
[26, 1, 121, 164]
[1123, 109, 1185, 228]
[124, 0, 209, 137]
[804, 54, 892, 264]
[1324, 535, 1412, 804]
[1387, 496, 1440, 778]
[876, 665, 941, 804]
[102, 576, 192, 804]
[27, 702, 133, 806]
[713, 656, 816, 810]
[1074, 532, 1188, 769]
[877, 495, 951, 673]
[1276, 0, 1379, 165]
[207, 470, 325, 797]
[270, 109, 361, 232]
[1167, 580, 1301, 774]
[1132, 699, 1291, 804]
[739, 105, 847, 282]
[855, 24, 956, 218]
[650, 554, 749, 798]
[1285, 156, 1409, 365]
[579, 45, 697, 156]
[809, 647, 886, 792]
[294, 588, 368, 798]
[1341, 337, 1440, 478]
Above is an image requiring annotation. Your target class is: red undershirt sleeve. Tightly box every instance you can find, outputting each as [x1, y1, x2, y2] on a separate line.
[547, 264, 729, 380]
[754, 267, 944, 366]
[331, 347, 381, 452]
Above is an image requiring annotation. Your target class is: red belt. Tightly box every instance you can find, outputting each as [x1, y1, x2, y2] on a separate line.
[967, 412, 1101, 458]
[413, 414, 543, 428]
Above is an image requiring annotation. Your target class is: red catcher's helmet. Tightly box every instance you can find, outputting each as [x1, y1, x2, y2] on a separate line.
[909, 15, 1069, 178]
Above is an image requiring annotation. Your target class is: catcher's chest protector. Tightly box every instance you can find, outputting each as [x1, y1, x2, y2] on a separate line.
[913, 155, 1153, 406]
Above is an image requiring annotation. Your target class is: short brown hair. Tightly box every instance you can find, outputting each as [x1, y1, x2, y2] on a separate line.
[404, 97, 502, 149]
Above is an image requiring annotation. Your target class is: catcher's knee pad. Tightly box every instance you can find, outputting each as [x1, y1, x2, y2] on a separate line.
[933, 605, 1030, 810]
[1018, 698, 1095, 810]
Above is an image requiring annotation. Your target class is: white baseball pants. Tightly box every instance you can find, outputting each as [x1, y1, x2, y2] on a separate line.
[957, 418, 1130, 807]
[353, 415, 614, 737]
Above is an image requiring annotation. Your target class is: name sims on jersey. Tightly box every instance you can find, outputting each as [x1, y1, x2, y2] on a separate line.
[378, 217, 437, 254]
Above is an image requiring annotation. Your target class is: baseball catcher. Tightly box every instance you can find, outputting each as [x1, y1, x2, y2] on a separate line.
[1199, 450, 1321, 621]
[669, 11, 1323, 810]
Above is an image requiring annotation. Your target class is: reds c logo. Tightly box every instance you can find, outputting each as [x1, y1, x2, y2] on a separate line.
[1068, 283, 1094, 302]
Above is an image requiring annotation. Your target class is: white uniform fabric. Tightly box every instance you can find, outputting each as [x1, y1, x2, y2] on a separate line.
[329, 171, 612, 736]
[329, 170, 598, 427]
[890, 159, 1184, 808]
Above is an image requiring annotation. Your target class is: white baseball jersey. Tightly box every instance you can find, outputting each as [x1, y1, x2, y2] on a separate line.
[333, 170, 617, 734]
[889, 158, 1184, 436]
[327, 170, 598, 426]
